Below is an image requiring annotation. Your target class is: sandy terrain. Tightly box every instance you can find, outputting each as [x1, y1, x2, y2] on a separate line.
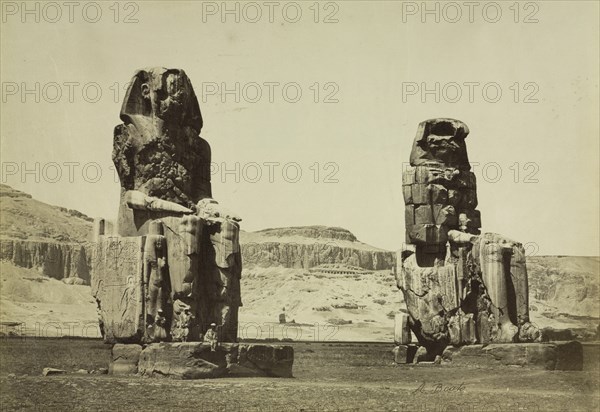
[2, 261, 598, 342]
[0, 338, 598, 411]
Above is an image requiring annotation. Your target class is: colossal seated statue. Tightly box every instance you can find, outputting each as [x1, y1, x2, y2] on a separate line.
[396, 118, 539, 358]
[91, 68, 242, 344]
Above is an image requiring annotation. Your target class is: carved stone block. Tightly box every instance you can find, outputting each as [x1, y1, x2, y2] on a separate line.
[110, 344, 143, 375]
[414, 205, 434, 225]
[137, 342, 294, 379]
[412, 184, 429, 205]
[448, 312, 477, 345]
[398, 119, 539, 358]
[91, 68, 243, 346]
[402, 168, 416, 185]
[408, 224, 447, 245]
[138, 342, 228, 379]
[433, 204, 457, 226]
[402, 185, 413, 204]
[429, 184, 448, 204]
[414, 166, 430, 183]
[392, 345, 418, 364]
[394, 312, 412, 345]
[91, 237, 145, 343]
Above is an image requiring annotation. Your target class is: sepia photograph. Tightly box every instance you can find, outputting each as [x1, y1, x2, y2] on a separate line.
[0, 1, 599, 411]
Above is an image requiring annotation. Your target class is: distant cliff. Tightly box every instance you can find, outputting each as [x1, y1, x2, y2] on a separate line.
[240, 226, 395, 270]
[0, 184, 93, 284]
[0, 239, 91, 284]
[527, 256, 599, 319]
[252, 226, 358, 242]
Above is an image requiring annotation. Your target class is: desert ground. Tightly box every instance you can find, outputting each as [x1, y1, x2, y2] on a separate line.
[1, 259, 598, 342]
[1, 338, 599, 411]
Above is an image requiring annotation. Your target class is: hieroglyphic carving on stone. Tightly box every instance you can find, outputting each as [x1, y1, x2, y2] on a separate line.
[396, 118, 539, 357]
[91, 237, 145, 342]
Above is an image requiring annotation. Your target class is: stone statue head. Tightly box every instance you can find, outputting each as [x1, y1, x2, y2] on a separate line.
[410, 118, 471, 170]
[120, 67, 203, 133]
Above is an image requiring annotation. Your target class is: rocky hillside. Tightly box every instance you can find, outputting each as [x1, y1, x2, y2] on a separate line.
[0, 185, 394, 284]
[240, 226, 395, 270]
[0, 185, 93, 283]
[528, 256, 599, 320]
[0, 184, 93, 243]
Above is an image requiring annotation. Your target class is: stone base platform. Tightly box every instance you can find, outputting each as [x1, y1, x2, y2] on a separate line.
[110, 342, 294, 379]
[393, 341, 583, 371]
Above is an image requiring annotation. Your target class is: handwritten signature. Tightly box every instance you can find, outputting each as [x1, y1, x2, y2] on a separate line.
[412, 382, 467, 395]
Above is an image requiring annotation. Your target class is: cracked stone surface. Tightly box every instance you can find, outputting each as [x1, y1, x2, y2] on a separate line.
[396, 119, 540, 357]
[91, 68, 243, 346]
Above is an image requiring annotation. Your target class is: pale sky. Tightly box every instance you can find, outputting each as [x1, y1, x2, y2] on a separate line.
[1, 1, 599, 256]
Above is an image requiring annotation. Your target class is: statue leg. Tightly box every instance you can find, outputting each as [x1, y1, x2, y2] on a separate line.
[143, 226, 170, 342]
[480, 241, 518, 343]
[162, 215, 203, 341]
[207, 222, 242, 342]
[510, 243, 529, 323]
[510, 242, 540, 341]
[214, 268, 238, 342]
[399, 251, 450, 358]
[224, 252, 242, 342]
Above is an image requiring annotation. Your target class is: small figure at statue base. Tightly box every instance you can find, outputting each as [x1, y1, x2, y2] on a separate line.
[203, 323, 219, 352]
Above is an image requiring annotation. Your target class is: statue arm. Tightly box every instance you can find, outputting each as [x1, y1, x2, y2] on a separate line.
[448, 230, 478, 244]
[125, 190, 194, 214]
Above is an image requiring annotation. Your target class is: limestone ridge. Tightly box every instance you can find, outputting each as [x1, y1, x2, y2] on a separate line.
[0, 184, 93, 242]
[0, 184, 93, 284]
[253, 226, 358, 242]
[240, 226, 395, 270]
[0, 186, 392, 281]
[0, 240, 90, 284]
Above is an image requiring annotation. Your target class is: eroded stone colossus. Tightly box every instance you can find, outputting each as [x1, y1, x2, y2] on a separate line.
[91, 68, 242, 344]
[395, 118, 539, 359]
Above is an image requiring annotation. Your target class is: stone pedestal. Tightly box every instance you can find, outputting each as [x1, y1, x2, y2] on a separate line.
[392, 345, 418, 364]
[109, 342, 294, 379]
[445, 341, 583, 370]
[393, 341, 583, 371]
[394, 313, 412, 345]
[110, 344, 143, 375]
